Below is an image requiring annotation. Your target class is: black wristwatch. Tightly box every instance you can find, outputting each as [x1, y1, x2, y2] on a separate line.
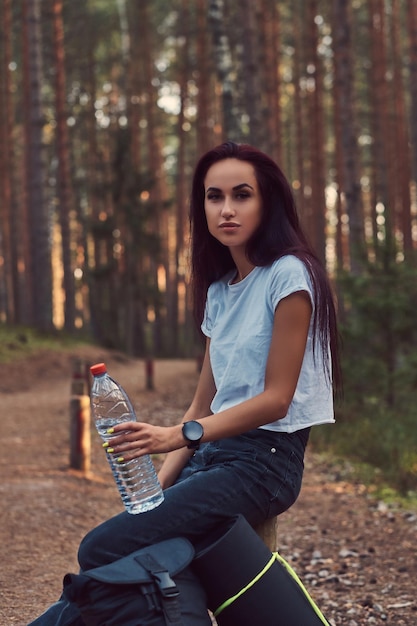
[182, 420, 204, 450]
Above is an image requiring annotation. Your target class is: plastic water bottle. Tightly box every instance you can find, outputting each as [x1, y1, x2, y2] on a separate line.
[90, 362, 164, 514]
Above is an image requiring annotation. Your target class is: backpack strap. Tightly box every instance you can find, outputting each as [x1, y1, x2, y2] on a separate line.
[134, 552, 182, 626]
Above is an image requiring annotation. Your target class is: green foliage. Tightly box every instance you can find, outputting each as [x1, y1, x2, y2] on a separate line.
[313, 258, 417, 496]
[0, 324, 93, 364]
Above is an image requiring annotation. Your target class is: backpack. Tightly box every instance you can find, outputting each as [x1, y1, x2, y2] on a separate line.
[63, 537, 212, 626]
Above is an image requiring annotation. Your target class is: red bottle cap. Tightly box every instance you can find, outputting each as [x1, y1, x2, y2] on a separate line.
[90, 363, 107, 376]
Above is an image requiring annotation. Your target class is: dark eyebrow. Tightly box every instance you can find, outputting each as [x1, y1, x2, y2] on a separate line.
[233, 183, 254, 191]
[205, 183, 254, 194]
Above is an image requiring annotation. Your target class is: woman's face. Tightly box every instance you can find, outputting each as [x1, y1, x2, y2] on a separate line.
[204, 158, 263, 253]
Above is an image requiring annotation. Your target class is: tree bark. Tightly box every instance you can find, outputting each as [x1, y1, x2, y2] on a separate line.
[406, 0, 417, 187]
[306, 0, 326, 265]
[23, 0, 53, 330]
[208, 0, 240, 140]
[52, 0, 76, 330]
[196, 0, 214, 156]
[390, 0, 413, 258]
[262, 0, 282, 165]
[292, 0, 307, 224]
[332, 0, 365, 272]
[0, 0, 16, 322]
[240, 0, 264, 147]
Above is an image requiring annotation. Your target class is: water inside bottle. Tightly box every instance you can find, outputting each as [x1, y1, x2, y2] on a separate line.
[96, 419, 164, 514]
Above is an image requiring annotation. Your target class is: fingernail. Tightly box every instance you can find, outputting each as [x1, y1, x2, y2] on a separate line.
[107, 428, 114, 434]
[102, 442, 109, 448]
[116, 457, 124, 463]
[106, 447, 114, 453]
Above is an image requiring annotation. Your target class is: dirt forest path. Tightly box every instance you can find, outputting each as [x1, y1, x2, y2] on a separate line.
[0, 347, 416, 626]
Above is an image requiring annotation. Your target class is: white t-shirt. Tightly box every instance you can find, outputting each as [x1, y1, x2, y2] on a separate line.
[201, 255, 334, 433]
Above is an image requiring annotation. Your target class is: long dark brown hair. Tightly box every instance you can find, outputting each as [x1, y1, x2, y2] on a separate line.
[189, 141, 341, 390]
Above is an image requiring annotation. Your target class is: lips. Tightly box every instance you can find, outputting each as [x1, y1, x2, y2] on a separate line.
[219, 223, 240, 229]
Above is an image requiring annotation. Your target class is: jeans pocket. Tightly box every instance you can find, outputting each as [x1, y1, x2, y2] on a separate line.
[266, 450, 304, 517]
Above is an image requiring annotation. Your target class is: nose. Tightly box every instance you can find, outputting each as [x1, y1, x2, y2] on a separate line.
[220, 196, 235, 218]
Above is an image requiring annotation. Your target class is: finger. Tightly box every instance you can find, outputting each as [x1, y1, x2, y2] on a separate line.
[105, 423, 144, 446]
[108, 421, 138, 434]
[103, 437, 142, 453]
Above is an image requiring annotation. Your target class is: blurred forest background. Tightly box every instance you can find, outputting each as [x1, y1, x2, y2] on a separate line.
[0, 0, 416, 494]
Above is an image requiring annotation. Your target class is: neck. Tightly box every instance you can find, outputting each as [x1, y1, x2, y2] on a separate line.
[230, 250, 255, 283]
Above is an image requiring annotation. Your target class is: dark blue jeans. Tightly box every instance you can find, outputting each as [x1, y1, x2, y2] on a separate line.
[78, 428, 309, 570]
[28, 428, 309, 625]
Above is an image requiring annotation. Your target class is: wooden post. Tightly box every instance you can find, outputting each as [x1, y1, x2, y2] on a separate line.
[69, 358, 91, 473]
[145, 357, 154, 390]
[70, 357, 89, 396]
[255, 517, 278, 552]
[69, 395, 91, 472]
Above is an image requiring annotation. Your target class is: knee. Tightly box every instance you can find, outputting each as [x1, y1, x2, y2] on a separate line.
[77, 513, 146, 571]
[78, 526, 106, 571]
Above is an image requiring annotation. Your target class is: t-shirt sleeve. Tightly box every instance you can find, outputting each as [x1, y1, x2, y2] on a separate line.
[269, 257, 313, 311]
[201, 303, 211, 337]
[201, 285, 214, 337]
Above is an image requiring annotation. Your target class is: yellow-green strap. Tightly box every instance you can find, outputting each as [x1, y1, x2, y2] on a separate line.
[274, 552, 330, 625]
[213, 552, 330, 626]
[213, 553, 277, 617]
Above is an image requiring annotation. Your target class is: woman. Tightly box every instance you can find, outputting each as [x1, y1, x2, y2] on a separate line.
[30, 141, 340, 624]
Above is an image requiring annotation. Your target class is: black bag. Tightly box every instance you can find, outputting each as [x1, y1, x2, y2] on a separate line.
[63, 538, 212, 626]
[193, 515, 331, 626]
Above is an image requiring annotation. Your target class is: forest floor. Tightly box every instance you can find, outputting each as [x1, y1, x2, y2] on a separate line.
[0, 346, 416, 626]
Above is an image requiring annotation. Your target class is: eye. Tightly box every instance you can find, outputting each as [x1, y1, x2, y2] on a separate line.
[206, 192, 221, 201]
[235, 191, 250, 200]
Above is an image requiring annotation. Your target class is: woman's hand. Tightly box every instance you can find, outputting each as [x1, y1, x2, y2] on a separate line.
[103, 422, 183, 461]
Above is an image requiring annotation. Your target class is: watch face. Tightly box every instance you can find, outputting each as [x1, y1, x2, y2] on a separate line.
[183, 420, 204, 444]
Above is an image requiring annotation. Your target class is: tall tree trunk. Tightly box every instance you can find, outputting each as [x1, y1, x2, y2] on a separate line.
[20, 0, 34, 325]
[139, 0, 165, 355]
[332, 0, 365, 272]
[240, 0, 264, 147]
[83, 19, 106, 343]
[262, 0, 282, 165]
[390, 0, 413, 258]
[306, 0, 326, 264]
[368, 0, 395, 263]
[196, 0, 213, 156]
[169, 0, 190, 355]
[292, 0, 307, 223]
[126, 0, 153, 357]
[208, 0, 240, 140]
[331, 19, 346, 274]
[406, 0, 417, 187]
[114, 0, 137, 355]
[0, 0, 16, 322]
[23, 0, 53, 330]
[52, 0, 76, 330]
